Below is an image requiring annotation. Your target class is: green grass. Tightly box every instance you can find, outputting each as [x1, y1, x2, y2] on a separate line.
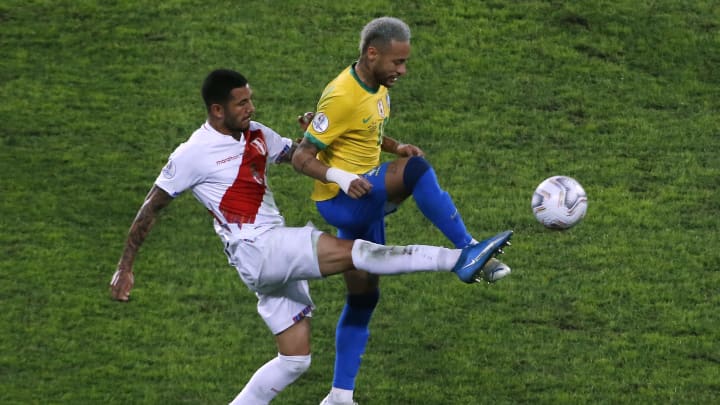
[2, 0, 718, 404]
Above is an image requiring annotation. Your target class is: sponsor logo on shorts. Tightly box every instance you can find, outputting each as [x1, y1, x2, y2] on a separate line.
[292, 305, 313, 323]
[366, 166, 381, 177]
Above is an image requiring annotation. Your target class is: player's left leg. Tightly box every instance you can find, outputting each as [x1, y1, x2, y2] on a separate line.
[384, 156, 474, 248]
[383, 157, 513, 282]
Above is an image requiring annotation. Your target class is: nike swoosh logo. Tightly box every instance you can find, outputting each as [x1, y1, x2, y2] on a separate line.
[362, 115, 372, 123]
[461, 244, 494, 270]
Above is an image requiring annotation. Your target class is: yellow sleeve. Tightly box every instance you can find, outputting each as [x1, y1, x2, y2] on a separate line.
[306, 86, 353, 149]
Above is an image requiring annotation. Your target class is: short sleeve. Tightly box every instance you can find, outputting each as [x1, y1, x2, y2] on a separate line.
[306, 89, 352, 149]
[154, 143, 202, 198]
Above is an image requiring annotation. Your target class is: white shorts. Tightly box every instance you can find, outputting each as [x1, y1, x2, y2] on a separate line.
[227, 224, 323, 334]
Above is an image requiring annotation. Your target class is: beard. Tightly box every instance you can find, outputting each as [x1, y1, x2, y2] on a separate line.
[225, 115, 250, 134]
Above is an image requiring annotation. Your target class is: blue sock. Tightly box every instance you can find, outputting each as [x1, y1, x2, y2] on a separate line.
[332, 290, 379, 390]
[405, 157, 473, 248]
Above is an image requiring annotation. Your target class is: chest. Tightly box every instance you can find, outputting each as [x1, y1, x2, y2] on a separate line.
[204, 132, 269, 185]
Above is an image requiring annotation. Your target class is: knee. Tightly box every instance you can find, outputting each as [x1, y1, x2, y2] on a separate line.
[347, 288, 380, 308]
[278, 353, 311, 376]
[344, 272, 380, 295]
[403, 156, 432, 191]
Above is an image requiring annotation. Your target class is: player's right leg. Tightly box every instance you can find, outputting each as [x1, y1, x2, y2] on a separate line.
[314, 230, 513, 283]
[326, 223, 382, 405]
[316, 195, 387, 405]
[450, 230, 513, 283]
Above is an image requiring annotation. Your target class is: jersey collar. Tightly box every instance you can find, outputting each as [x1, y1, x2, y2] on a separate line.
[350, 63, 379, 94]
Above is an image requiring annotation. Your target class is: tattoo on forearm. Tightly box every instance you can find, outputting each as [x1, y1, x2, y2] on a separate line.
[120, 188, 169, 266]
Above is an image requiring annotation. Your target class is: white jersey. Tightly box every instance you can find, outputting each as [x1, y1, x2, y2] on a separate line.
[155, 120, 292, 245]
[155, 121, 317, 334]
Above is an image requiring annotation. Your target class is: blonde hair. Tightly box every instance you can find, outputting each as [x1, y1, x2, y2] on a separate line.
[359, 17, 411, 54]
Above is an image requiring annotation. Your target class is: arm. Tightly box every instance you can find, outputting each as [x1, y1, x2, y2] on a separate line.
[291, 138, 372, 199]
[110, 185, 173, 301]
[381, 135, 424, 157]
[275, 141, 298, 164]
[274, 112, 316, 164]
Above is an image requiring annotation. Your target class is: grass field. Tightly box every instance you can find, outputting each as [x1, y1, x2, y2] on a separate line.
[1, 1, 719, 404]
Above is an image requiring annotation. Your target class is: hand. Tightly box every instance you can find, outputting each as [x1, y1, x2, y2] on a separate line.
[397, 143, 424, 157]
[297, 112, 315, 131]
[346, 177, 373, 199]
[110, 267, 134, 302]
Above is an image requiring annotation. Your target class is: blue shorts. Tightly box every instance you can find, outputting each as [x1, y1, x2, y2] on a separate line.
[316, 163, 397, 244]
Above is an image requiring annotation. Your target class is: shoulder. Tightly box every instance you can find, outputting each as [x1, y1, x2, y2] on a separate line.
[249, 121, 283, 141]
[249, 121, 291, 157]
[170, 127, 211, 159]
[318, 82, 355, 113]
[249, 120, 273, 133]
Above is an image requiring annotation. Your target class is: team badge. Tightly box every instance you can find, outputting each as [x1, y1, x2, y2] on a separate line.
[162, 159, 176, 179]
[377, 100, 385, 118]
[250, 138, 267, 156]
[312, 112, 329, 133]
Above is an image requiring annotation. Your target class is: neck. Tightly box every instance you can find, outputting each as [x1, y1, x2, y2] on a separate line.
[353, 59, 377, 89]
[208, 118, 243, 140]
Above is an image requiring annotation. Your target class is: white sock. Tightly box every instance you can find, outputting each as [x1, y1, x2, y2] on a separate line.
[329, 387, 354, 403]
[229, 354, 311, 405]
[350, 240, 461, 275]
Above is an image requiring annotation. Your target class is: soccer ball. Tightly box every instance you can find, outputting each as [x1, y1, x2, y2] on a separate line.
[531, 176, 588, 229]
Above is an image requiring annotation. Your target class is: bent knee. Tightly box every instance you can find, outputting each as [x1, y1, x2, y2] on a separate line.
[403, 156, 432, 191]
[343, 270, 380, 292]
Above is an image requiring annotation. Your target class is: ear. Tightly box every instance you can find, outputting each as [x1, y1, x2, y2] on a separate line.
[366, 45, 380, 61]
[209, 103, 224, 119]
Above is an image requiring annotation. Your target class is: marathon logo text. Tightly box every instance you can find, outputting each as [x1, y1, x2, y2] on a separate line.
[216, 153, 241, 165]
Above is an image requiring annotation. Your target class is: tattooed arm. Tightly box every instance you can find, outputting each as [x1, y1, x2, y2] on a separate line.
[110, 185, 173, 301]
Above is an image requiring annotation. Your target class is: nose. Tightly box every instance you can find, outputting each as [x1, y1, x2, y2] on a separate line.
[397, 63, 407, 76]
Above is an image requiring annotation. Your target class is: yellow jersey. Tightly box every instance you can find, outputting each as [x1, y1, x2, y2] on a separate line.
[305, 64, 390, 201]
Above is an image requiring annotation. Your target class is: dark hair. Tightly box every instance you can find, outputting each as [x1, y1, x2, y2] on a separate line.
[201, 69, 248, 110]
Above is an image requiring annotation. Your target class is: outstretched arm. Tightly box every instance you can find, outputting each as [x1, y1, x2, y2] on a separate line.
[291, 138, 372, 199]
[110, 185, 173, 301]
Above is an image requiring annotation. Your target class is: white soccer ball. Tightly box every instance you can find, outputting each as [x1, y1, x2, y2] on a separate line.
[531, 176, 588, 229]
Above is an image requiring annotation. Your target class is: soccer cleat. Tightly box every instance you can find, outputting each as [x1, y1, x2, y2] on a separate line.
[481, 258, 511, 283]
[319, 394, 358, 405]
[452, 230, 513, 284]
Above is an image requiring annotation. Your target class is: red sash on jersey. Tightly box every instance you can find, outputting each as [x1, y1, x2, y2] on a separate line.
[219, 129, 267, 224]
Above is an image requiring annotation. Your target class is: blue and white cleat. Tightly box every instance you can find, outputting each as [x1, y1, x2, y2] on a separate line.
[452, 230, 513, 284]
